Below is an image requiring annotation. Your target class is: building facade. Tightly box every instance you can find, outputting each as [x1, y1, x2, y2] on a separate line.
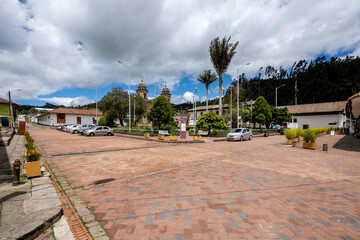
[36, 108, 102, 126]
[0, 97, 19, 127]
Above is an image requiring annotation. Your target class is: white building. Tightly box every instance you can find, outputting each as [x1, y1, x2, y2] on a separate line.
[36, 108, 102, 126]
[280, 101, 347, 129]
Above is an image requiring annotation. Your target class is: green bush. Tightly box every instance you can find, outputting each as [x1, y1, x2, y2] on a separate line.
[284, 129, 296, 140]
[98, 116, 115, 127]
[302, 129, 318, 143]
[196, 112, 227, 131]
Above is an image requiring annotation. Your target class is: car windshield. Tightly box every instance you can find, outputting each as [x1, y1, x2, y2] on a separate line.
[230, 129, 244, 133]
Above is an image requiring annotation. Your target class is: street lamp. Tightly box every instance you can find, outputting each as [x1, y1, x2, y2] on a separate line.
[194, 87, 198, 134]
[118, 61, 131, 133]
[275, 84, 286, 108]
[236, 63, 250, 128]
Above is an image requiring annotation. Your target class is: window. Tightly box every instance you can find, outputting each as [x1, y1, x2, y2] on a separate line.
[57, 114, 65, 123]
[293, 118, 297, 123]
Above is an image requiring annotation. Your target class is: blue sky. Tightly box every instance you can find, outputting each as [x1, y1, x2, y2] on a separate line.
[1, 0, 360, 106]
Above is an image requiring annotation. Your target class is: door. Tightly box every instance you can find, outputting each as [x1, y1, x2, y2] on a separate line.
[95, 127, 103, 135]
[93, 118, 96, 124]
[1, 117, 9, 127]
[77, 117, 81, 124]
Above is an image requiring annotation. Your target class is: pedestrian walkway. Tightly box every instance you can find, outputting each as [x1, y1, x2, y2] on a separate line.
[0, 128, 66, 239]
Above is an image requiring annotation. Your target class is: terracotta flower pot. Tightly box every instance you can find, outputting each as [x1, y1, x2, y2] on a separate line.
[26, 160, 41, 178]
[158, 135, 165, 140]
[303, 142, 317, 150]
[169, 135, 178, 141]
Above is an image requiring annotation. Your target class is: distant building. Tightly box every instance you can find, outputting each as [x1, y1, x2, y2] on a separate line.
[279, 101, 347, 129]
[188, 104, 230, 126]
[36, 108, 102, 126]
[136, 81, 172, 124]
[0, 97, 19, 127]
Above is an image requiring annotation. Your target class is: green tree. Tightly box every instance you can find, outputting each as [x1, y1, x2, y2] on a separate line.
[224, 107, 250, 128]
[253, 96, 272, 129]
[147, 96, 174, 129]
[198, 69, 217, 113]
[271, 106, 292, 125]
[98, 87, 147, 126]
[134, 94, 147, 124]
[209, 36, 239, 116]
[196, 112, 227, 131]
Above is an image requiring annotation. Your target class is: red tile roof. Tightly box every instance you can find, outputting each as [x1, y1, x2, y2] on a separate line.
[0, 97, 19, 106]
[37, 108, 103, 118]
[279, 101, 346, 114]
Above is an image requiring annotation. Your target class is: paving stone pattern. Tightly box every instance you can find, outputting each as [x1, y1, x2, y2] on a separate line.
[30, 129, 360, 239]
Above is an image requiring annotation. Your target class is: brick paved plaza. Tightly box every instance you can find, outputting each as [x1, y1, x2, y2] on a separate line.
[31, 129, 360, 239]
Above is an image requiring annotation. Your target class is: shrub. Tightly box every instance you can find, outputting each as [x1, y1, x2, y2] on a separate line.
[302, 129, 318, 143]
[295, 128, 302, 138]
[284, 129, 296, 140]
[196, 112, 227, 131]
[98, 116, 115, 127]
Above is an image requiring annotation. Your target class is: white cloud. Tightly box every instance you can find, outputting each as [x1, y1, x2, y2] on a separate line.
[172, 91, 200, 104]
[39, 96, 94, 107]
[1, 0, 360, 101]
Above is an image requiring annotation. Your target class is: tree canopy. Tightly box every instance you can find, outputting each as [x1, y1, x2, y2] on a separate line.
[209, 36, 239, 116]
[253, 96, 272, 128]
[147, 96, 175, 129]
[196, 112, 227, 131]
[198, 69, 217, 112]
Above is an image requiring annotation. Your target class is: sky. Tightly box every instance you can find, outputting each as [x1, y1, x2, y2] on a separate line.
[1, 0, 360, 106]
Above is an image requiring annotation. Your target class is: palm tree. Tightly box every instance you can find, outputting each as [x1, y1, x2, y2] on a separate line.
[209, 36, 239, 116]
[198, 69, 217, 113]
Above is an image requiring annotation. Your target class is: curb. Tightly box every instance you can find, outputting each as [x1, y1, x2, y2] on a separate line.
[115, 133, 206, 144]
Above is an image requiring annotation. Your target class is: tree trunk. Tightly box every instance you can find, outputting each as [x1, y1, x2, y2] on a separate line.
[219, 75, 222, 116]
[206, 87, 209, 113]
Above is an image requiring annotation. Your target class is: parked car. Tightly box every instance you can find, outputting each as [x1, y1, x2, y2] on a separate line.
[226, 128, 252, 141]
[66, 124, 80, 133]
[70, 124, 96, 134]
[83, 126, 114, 136]
[78, 124, 97, 135]
[62, 124, 75, 132]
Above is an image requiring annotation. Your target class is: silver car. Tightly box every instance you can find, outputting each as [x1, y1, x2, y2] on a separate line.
[71, 124, 96, 134]
[226, 128, 252, 141]
[83, 126, 114, 136]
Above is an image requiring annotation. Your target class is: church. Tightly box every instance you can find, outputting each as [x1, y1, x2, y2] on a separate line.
[136, 80, 171, 107]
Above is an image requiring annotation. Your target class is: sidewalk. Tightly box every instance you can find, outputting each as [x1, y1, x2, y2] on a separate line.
[0, 133, 64, 239]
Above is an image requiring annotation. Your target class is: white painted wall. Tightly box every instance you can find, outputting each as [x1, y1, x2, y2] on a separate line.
[38, 114, 97, 126]
[293, 113, 345, 129]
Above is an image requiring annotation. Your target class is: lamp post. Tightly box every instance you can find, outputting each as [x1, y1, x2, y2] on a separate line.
[118, 61, 131, 132]
[194, 87, 198, 134]
[230, 84, 233, 129]
[236, 63, 250, 128]
[275, 84, 286, 108]
[134, 99, 136, 124]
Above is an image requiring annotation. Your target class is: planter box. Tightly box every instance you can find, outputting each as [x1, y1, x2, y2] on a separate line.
[158, 135, 165, 140]
[169, 135, 178, 141]
[26, 160, 41, 178]
[144, 133, 150, 138]
[303, 142, 317, 150]
[193, 136, 202, 141]
[286, 140, 292, 145]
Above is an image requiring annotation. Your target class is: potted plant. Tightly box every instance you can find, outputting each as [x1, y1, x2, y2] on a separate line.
[25, 133, 42, 178]
[144, 132, 150, 138]
[193, 133, 202, 141]
[158, 134, 165, 140]
[169, 133, 178, 141]
[284, 129, 296, 145]
[302, 129, 318, 150]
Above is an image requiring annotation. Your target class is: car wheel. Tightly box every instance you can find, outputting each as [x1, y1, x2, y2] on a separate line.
[249, 135, 252, 140]
[90, 132, 95, 136]
[74, 130, 78, 134]
[240, 136, 243, 141]
[107, 132, 111, 136]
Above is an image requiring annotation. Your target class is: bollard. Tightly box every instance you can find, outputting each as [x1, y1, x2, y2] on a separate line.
[323, 144, 328, 151]
[13, 159, 21, 185]
[292, 141, 297, 147]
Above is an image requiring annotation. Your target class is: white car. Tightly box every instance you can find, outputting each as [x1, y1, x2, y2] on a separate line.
[226, 128, 252, 141]
[66, 124, 80, 133]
